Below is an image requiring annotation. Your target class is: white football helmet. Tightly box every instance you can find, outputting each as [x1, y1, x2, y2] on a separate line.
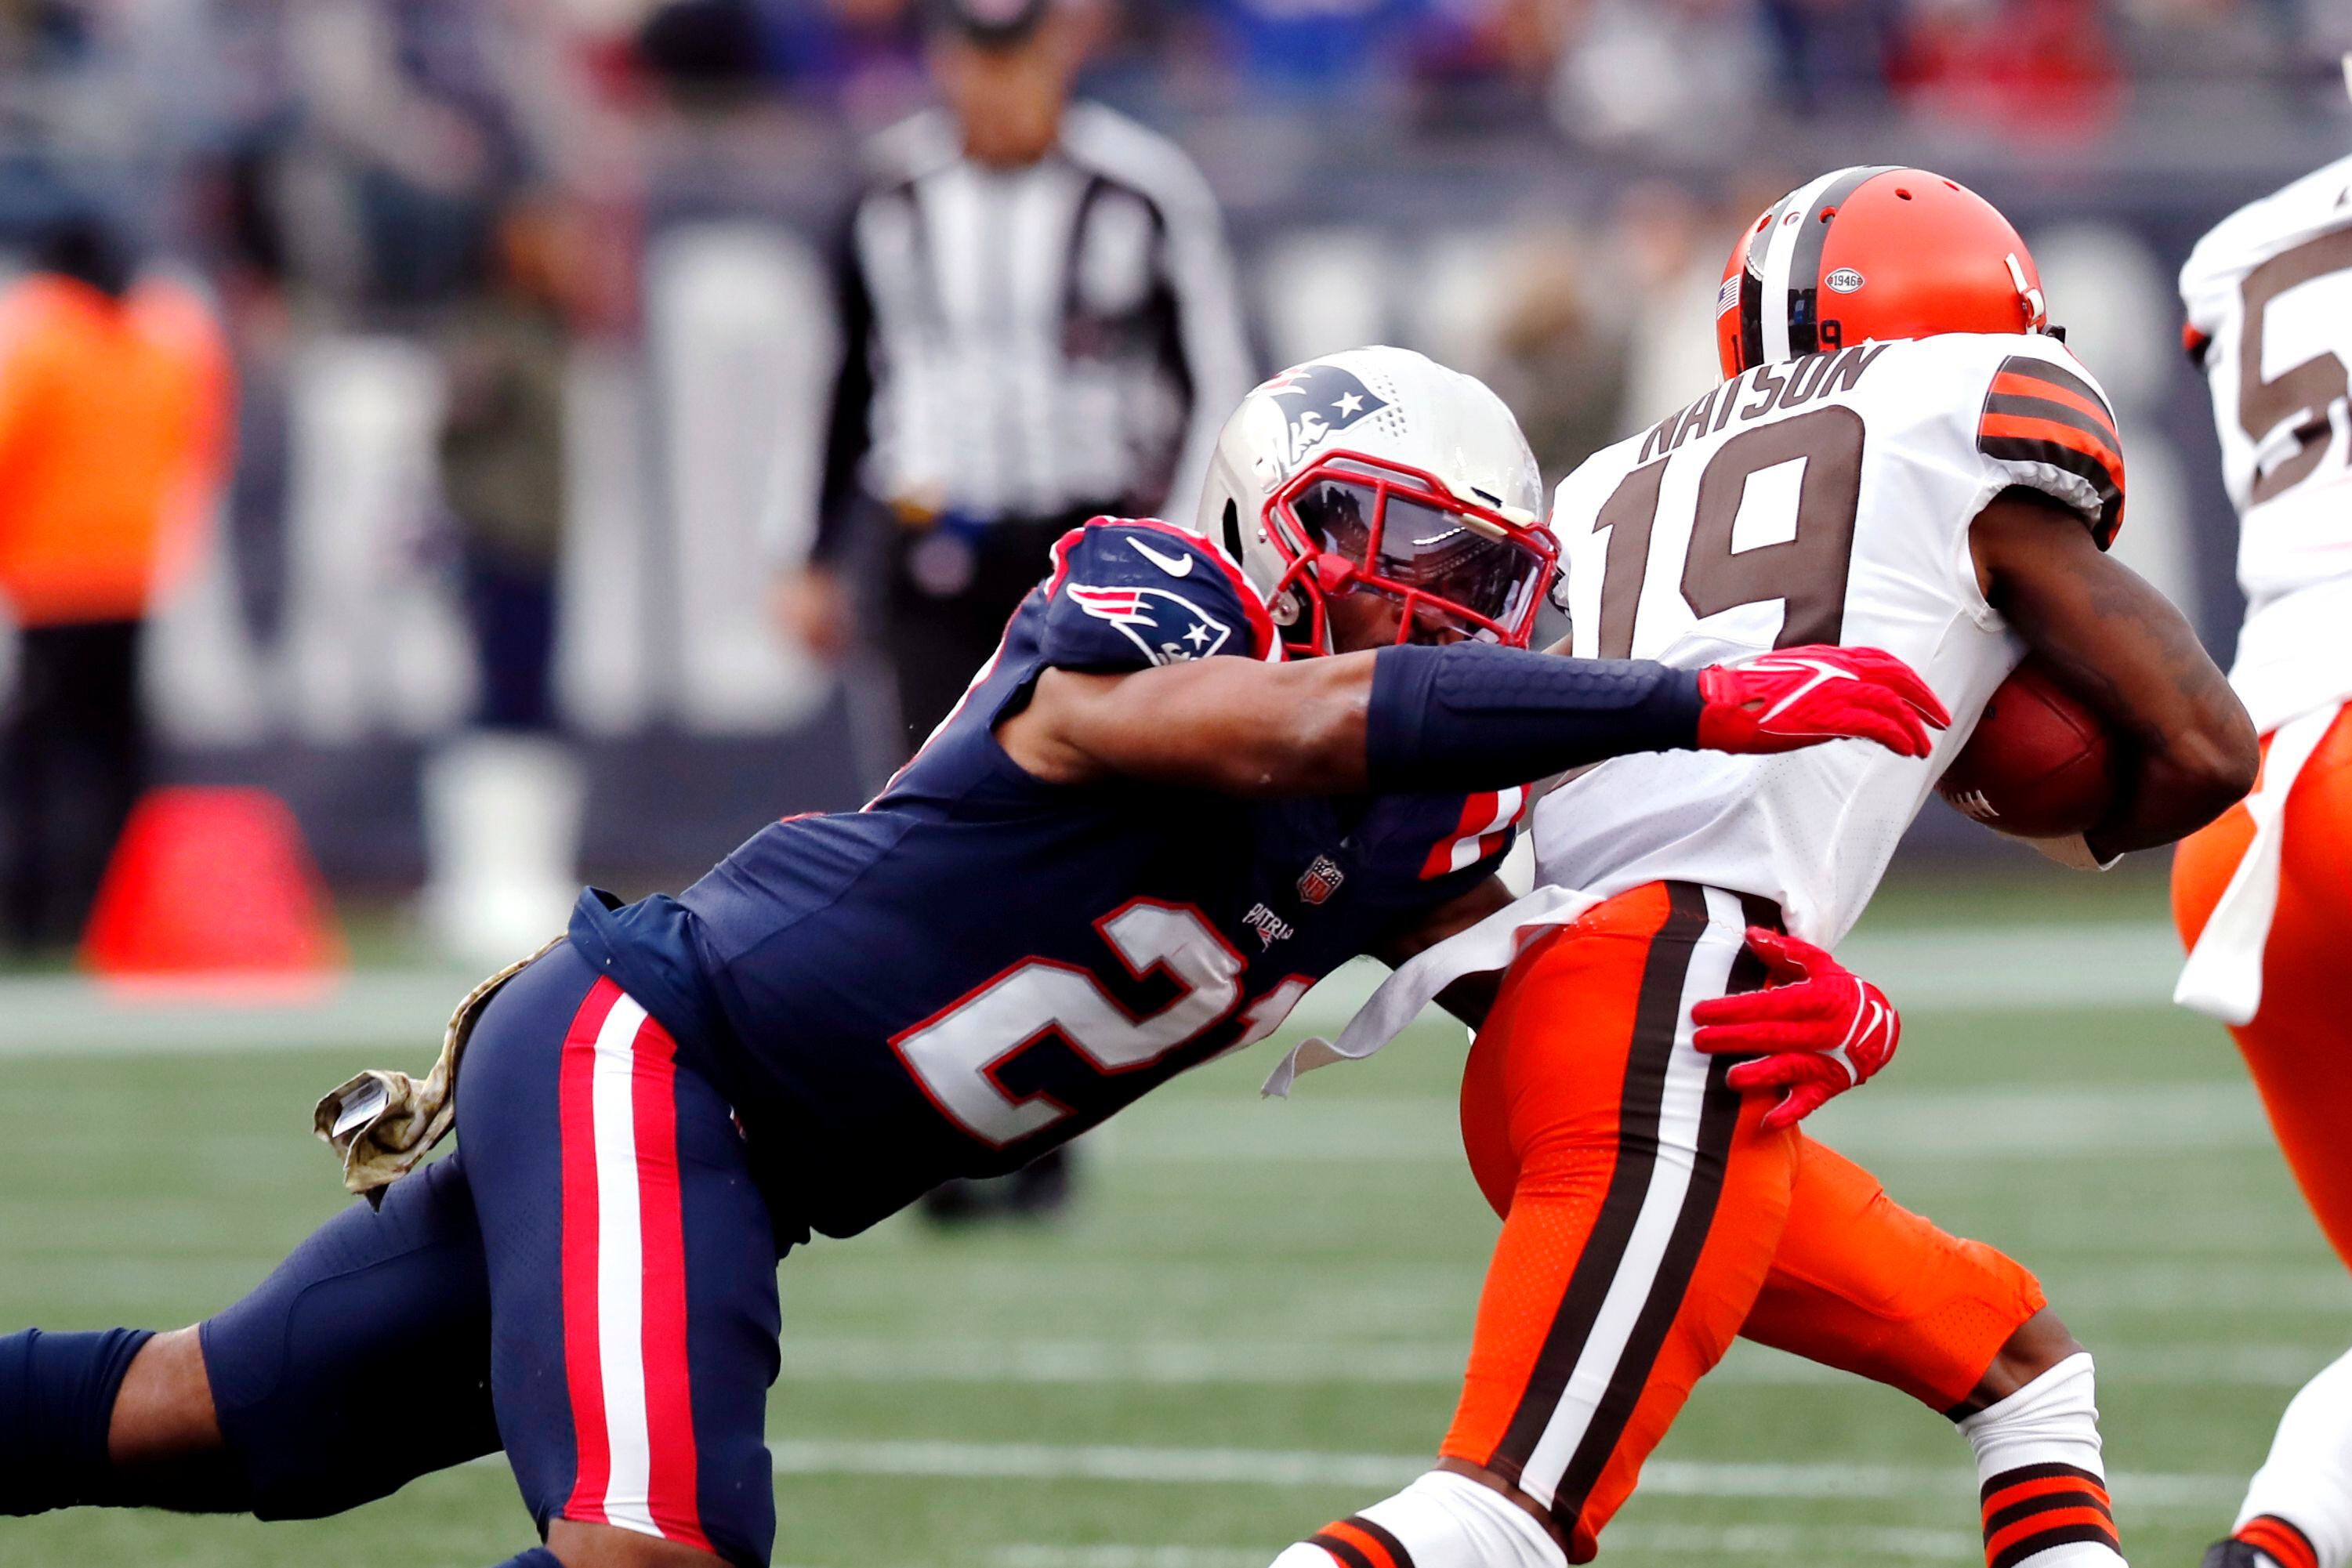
[1194, 346, 1556, 655]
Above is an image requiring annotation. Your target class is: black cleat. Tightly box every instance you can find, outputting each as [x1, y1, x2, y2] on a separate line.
[2205, 1540, 2278, 1568]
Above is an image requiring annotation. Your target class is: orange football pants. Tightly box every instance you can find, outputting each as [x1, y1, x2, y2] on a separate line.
[1444, 880, 2046, 1562]
[2173, 705, 2352, 1266]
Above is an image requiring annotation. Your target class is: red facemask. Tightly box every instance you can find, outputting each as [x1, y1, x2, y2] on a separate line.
[1263, 452, 1557, 655]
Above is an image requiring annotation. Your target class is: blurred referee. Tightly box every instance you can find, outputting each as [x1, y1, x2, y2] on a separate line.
[773, 0, 1252, 1219]
[776, 0, 1252, 750]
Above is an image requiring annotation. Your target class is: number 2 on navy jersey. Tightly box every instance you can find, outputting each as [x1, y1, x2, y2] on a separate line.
[891, 900, 1308, 1148]
[1589, 404, 1864, 657]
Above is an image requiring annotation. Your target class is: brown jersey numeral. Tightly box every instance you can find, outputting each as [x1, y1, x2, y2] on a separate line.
[2238, 227, 2352, 505]
[1589, 404, 1865, 656]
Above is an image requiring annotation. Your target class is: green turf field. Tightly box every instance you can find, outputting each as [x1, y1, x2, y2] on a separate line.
[0, 866, 2333, 1567]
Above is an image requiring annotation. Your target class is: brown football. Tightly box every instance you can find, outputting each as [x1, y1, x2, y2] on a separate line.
[1935, 658, 2118, 839]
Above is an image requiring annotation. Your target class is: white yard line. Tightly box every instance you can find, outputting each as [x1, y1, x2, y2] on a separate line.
[1602, 1523, 1981, 1560]
[994, 1527, 1989, 1567]
[760, 1437, 2241, 1509]
[1093, 1083, 2266, 1164]
[0, 920, 2185, 1061]
[770, 1335, 2338, 1389]
[0, 970, 474, 1057]
[998, 1551, 1269, 1568]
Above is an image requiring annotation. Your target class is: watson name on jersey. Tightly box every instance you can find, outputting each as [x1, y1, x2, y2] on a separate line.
[1542, 331, 2124, 944]
[2181, 153, 2352, 735]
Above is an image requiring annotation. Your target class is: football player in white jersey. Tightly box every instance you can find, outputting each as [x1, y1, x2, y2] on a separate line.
[1267, 168, 2256, 1568]
[2172, 123, 2352, 1568]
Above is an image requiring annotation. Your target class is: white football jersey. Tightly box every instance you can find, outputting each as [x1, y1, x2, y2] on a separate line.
[2180, 154, 2352, 734]
[1537, 332, 2124, 946]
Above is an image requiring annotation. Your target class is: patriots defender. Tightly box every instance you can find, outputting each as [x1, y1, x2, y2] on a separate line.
[0, 347, 1943, 1568]
[1274, 176, 2257, 1568]
[2173, 123, 2352, 1568]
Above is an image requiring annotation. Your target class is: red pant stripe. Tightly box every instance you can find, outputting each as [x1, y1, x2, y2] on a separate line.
[556, 982, 710, 1550]
[630, 1011, 710, 1552]
[557, 977, 625, 1526]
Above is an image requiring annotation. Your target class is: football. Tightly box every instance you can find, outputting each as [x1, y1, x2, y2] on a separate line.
[1934, 658, 2118, 839]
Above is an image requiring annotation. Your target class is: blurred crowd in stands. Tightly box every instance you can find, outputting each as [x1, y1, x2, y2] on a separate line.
[0, 0, 2340, 942]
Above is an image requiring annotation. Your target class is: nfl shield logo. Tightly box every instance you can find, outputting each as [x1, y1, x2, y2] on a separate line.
[1297, 856, 1345, 906]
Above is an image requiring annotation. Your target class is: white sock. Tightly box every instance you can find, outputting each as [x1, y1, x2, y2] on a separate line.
[1270, 1470, 1564, 1568]
[1958, 1353, 2126, 1568]
[2234, 1345, 2352, 1568]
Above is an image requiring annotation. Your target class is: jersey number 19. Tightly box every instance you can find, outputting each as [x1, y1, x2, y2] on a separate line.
[1589, 404, 1865, 657]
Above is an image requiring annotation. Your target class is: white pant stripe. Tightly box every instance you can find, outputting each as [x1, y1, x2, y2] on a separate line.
[1516, 885, 1749, 1505]
[589, 993, 662, 1538]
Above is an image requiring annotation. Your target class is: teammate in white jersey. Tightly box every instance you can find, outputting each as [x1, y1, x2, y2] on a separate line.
[1270, 168, 2255, 1568]
[2173, 138, 2352, 1568]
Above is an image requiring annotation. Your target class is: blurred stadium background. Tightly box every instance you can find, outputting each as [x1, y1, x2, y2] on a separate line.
[2, 0, 2350, 1563]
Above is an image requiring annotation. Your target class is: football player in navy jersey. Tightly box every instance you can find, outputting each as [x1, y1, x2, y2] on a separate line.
[0, 348, 1946, 1568]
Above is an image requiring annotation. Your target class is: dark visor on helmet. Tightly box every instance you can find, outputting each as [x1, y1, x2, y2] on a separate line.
[1283, 470, 1550, 645]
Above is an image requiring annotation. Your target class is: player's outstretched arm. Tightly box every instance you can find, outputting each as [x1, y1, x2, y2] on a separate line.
[998, 642, 1947, 798]
[1971, 489, 2257, 858]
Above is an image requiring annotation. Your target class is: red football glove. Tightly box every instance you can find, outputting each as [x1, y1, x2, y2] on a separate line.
[1689, 928, 1899, 1131]
[1695, 646, 1950, 759]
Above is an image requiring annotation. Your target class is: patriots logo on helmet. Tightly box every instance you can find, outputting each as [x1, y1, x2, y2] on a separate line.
[1068, 584, 1233, 666]
[1262, 363, 1389, 464]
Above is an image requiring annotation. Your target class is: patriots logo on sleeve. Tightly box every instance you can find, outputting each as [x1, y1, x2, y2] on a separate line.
[1067, 584, 1234, 666]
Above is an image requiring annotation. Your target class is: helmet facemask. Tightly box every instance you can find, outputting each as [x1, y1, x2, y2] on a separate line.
[1261, 451, 1557, 656]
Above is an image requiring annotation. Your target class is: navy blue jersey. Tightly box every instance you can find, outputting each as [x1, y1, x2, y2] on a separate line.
[571, 520, 1520, 1238]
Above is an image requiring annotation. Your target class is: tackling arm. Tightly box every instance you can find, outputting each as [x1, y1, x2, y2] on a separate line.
[998, 640, 1948, 799]
[1970, 488, 2257, 858]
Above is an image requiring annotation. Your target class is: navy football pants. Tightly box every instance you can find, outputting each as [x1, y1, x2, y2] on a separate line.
[201, 942, 785, 1565]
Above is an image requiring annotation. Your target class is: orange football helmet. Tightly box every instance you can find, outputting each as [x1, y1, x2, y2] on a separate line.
[1716, 167, 2052, 380]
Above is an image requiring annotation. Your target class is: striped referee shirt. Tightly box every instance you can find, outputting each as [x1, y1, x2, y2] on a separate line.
[810, 101, 1252, 554]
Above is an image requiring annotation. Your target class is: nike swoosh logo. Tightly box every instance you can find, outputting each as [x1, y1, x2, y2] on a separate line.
[1749, 654, 1854, 727]
[1130, 537, 1196, 578]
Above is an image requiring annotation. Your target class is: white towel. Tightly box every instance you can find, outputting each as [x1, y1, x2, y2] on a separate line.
[2174, 703, 2338, 1026]
[1262, 884, 1602, 1097]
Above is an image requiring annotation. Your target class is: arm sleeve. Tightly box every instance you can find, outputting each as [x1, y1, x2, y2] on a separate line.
[1034, 522, 1274, 672]
[1365, 643, 1703, 795]
[1971, 339, 2126, 549]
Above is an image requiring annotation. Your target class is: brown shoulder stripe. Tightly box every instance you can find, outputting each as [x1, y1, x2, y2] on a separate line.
[1991, 354, 2118, 436]
[1339, 1515, 1415, 1568]
[1307, 1530, 1376, 1568]
[1983, 390, 2122, 454]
